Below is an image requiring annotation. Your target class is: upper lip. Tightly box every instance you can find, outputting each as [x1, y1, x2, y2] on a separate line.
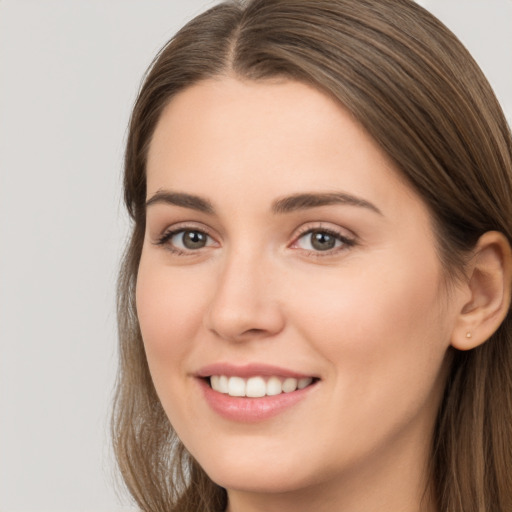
[196, 362, 317, 379]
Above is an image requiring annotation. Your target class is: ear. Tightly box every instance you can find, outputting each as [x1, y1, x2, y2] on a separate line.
[451, 231, 512, 350]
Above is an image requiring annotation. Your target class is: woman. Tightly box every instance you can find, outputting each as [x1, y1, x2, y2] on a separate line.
[112, 1, 512, 511]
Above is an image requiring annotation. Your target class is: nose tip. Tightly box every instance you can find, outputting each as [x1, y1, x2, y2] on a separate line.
[206, 304, 284, 342]
[203, 261, 285, 343]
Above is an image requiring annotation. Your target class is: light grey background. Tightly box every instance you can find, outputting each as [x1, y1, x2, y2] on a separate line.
[0, 1, 510, 511]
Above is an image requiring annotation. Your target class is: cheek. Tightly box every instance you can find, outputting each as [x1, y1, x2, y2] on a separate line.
[135, 255, 209, 370]
[281, 255, 451, 461]
[135, 255, 218, 432]
[286, 250, 450, 397]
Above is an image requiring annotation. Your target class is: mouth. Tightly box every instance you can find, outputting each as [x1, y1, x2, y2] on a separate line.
[197, 365, 320, 421]
[207, 375, 317, 397]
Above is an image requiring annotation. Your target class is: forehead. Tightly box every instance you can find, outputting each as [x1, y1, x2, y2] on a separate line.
[146, 77, 423, 222]
[147, 78, 346, 174]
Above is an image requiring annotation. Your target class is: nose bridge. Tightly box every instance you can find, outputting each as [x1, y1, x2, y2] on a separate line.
[205, 242, 284, 341]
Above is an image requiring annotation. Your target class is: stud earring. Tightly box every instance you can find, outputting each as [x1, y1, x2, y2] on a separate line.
[466, 332, 472, 339]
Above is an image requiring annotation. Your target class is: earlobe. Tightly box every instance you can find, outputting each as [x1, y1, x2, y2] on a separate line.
[451, 231, 512, 351]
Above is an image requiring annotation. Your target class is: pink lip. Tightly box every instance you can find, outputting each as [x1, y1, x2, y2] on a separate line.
[196, 362, 315, 379]
[198, 379, 317, 422]
[195, 363, 319, 423]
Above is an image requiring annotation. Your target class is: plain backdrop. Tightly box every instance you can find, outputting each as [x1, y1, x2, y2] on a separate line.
[0, 1, 511, 511]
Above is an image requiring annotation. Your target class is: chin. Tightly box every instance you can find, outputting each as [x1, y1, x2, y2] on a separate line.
[194, 445, 325, 495]
[207, 466, 312, 495]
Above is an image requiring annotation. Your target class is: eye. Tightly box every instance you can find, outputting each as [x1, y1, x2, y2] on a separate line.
[172, 229, 211, 250]
[294, 228, 355, 253]
[156, 228, 216, 253]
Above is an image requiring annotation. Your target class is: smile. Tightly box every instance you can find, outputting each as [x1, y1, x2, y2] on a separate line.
[209, 375, 314, 397]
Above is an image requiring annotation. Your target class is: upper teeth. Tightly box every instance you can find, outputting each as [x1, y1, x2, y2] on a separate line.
[209, 375, 313, 397]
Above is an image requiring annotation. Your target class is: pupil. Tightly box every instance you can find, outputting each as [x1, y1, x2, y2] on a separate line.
[311, 231, 335, 251]
[183, 231, 206, 249]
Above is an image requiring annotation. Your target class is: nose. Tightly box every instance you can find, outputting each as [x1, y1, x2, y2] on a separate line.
[204, 250, 285, 343]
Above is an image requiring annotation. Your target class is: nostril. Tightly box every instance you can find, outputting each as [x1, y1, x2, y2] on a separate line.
[243, 328, 265, 335]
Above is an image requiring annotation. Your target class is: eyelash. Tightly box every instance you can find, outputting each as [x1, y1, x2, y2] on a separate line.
[291, 226, 356, 257]
[154, 226, 216, 256]
[154, 224, 356, 257]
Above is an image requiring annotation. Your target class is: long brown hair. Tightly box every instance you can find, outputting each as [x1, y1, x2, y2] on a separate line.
[112, 1, 512, 510]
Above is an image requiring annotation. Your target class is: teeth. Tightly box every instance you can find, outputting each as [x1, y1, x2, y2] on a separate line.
[298, 377, 312, 389]
[282, 377, 298, 393]
[228, 376, 246, 397]
[266, 376, 282, 396]
[209, 375, 314, 397]
[246, 376, 266, 398]
[218, 375, 229, 393]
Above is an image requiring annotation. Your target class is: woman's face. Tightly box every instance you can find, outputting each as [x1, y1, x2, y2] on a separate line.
[137, 78, 462, 501]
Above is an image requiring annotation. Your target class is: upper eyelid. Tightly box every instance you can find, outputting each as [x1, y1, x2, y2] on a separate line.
[156, 222, 216, 238]
[153, 227, 218, 256]
[151, 223, 218, 250]
[291, 222, 356, 241]
[288, 224, 358, 255]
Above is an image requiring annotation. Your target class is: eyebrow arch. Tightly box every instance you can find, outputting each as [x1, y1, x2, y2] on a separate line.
[145, 190, 215, 214]
[272, 192, 382, 215]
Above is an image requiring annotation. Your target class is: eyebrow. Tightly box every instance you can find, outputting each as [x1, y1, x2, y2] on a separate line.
[271, 192, 382, 215]
[145, 189, 382, 216]
[145, 190, 214, 214]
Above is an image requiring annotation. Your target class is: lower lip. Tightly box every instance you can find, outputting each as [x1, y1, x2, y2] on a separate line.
[198, 378, 317, 422]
